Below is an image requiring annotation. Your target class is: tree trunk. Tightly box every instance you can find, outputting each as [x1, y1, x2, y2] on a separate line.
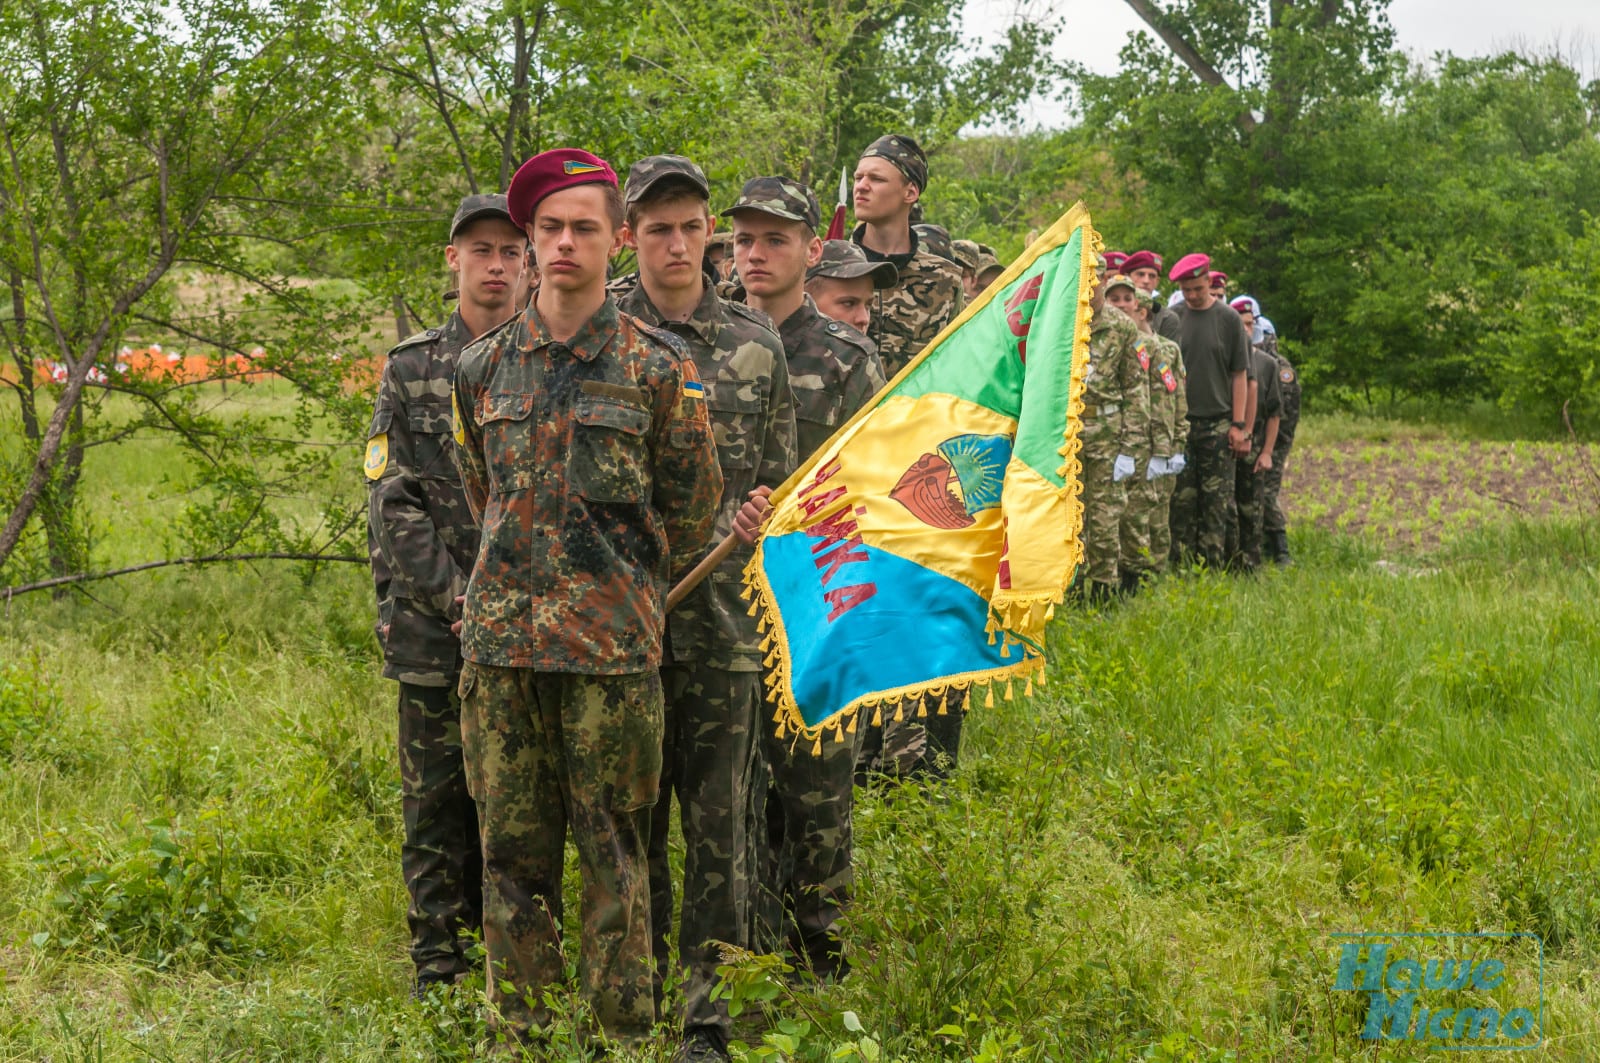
[392, 292, 410, 343]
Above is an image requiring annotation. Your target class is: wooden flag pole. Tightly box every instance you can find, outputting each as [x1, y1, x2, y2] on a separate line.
[666, 532, 740, 612]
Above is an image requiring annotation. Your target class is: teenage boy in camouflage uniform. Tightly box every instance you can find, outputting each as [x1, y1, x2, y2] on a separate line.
[614, 154, 798, 1063]
[366, 193, 526, 997]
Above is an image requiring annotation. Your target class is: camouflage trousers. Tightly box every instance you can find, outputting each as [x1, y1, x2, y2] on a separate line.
[1170, 417, 1236, 569]
[1263, 438, 1294, 534]
[752, 714, 857, 977]
[649, 665, 760, 1035]
[1078, 439, 1128, 587]
[1225, 450, 1265, 570]
[396, 680, 482, 984]
[458, 664, 663, 1048]
[1118, 464, 1175, 579]
[853, 688, 966, 784]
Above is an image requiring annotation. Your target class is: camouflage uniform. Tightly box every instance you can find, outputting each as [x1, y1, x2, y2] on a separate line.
[1119, 329, 1187, 581]
[1078, 303, 1151, 593]
[852, 222, 965, 377]
[366, 309, 484, 987]
[451, 296, 721, 1046]
[1263, 348, 1300, 561]
[615, 275, 797, 1040]
[1224, 345, 1283, 571]
[758, 290, 885, 974]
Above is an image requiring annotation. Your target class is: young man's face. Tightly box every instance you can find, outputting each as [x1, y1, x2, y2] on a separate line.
[1236, 308, 1255, 331]
[731, 214, 821, 301]
[807, 275, 875, 335]
[851, 156, 916, 226]
[961, 269, 978, 300]
[445, 217, 527, 314]
[1129, 266, 1160, 292]
[528, 185, 621, 294]
[1106, 286, 1139, 316]
[625, 196, 713, 295]
[1179, 274, 1214, 311]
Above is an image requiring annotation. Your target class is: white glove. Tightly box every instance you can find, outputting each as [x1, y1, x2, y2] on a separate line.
[1146, 457, 1166, 480]
[1113, 454, 1136, 483]
[1166, 453, 1187, 477]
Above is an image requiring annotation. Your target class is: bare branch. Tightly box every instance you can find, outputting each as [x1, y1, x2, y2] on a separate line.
[2, 552, 365, 598]
[1122, 0, 1259, 132]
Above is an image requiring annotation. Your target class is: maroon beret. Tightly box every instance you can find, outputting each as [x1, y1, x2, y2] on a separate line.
[1230, 296, 1253, 312]
[1104, 250, 1128, 271]
[1169, 252, 1211, 282]
[506, 148, 618, 229]
[1120, 250, 1159, 275]
[1210, 270, 1229, 289]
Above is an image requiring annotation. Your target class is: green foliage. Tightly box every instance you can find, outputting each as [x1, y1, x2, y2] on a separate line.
[30, 811, 266, 968]
[0, 653, 59, 759]
[1496, 213, 1600, 418]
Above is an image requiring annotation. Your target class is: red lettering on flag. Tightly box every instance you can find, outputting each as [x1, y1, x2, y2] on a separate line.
[824, 582, 877, 621]
[813, 536, 869, 586]
[1005, 274, 1044, 364]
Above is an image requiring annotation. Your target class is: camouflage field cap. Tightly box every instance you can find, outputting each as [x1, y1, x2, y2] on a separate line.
[859, 133, 928, 191]
[720, 176, 821, 230]
[807, 239, 898, 289]
[950, 238, 981, 272]
[1102, 273, 1138, 296]
[975, 252, 1004, 283]
[449, 193, 515, 241]
[623, 154, 710, 207]
[914, 223, 958, 265]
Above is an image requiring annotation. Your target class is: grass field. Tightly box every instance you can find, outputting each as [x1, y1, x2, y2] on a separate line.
[1, 409, 1598, 1060]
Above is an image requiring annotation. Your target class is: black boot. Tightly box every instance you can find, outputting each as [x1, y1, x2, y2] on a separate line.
[1269, 529, 1293, 566]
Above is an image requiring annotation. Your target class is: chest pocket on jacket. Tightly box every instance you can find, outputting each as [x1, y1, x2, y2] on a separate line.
[478, 393, 537, 493]
[706, 388, 765, 471]
[408, 402, 456, 480]
[571, 395, 649, 504]
[794, 386, 843, 435]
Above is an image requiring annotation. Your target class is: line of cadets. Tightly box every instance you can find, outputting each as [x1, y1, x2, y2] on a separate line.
[363, 135, 1301, 1062]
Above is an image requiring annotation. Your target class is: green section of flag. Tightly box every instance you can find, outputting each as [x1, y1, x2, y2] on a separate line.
[887, 228, 1084, 489]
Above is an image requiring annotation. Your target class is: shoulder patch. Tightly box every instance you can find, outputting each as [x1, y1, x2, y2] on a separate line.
[363, 433, 389, 480]
[1279, 367, 1296, 383]
[387, 328, 440, 358]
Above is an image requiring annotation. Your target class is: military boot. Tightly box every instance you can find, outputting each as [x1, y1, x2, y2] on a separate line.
[1269, 529, 1293, 566]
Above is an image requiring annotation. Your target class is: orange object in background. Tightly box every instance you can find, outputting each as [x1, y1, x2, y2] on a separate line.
[0, 344, 382, 390]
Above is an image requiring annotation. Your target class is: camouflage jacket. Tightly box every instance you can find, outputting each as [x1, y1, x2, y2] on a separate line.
[776, 296, 886, 461]
[616, 282, 798, 671]
[451, 297, 722, 674]
[365, 311, 483, 687]
[851, 223, 965, 378]
[1143, 331, 1188, 458]
[1273, 350, 1301, 448]
[1081, 305, 1152, 459]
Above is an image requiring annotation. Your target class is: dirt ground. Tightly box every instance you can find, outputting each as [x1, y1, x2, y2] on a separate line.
[1281, 438, 1600, 550]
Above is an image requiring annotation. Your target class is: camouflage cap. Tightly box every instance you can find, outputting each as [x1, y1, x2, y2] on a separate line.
[860, 133, 928, 191]
[623, 154, 710, 207]
[975, 252, 1004, 282]
[807, 239, 898, 289]
[951, 238, 981, 272]
[914, 223, 958, 265]
[705, 231, 734, 250]
[449, 193, 515, 241]
[720, 176, 821, 230]
[1103, 273, 1138, 295]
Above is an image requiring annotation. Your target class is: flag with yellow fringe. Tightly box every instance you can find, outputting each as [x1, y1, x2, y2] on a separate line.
[742, 203, 1099, 751]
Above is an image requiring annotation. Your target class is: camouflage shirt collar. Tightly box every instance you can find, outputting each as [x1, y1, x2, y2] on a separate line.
[632, 278, 723, 347]
[517, 296, 620, 362]
[777, 295, 822, 347]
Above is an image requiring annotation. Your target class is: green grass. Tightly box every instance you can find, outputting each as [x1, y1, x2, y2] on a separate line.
[0, 520, 1595, 1060]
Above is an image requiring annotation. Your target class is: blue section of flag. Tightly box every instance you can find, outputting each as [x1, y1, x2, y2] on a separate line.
[683, 380, 705, 394]
[763, 531, 1017, 728]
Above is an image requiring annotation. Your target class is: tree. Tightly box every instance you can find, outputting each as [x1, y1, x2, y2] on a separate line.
[0, 0, 370, 583]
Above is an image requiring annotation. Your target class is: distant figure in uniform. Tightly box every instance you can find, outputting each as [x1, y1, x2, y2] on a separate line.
[951, 238, 981, 299]
[1076, 261, 1150, 604]
[806, 240, 898, 342]
[614, 154, 798, 1063]
[450, 149, 722, 1051]
[366, 192, 524, 997]
[1123, 250, 1178, 341]
[848, 133, 967, 779]
[1233, 296, 1299, 564]
[1166, 253, 1250, 570]
[1223, 297, 1281, 572]
[1104, 276, 1185, 589]
[725, 176, 887, 982]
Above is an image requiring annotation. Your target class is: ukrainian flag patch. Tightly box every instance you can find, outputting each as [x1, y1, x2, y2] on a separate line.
[563, 161, 604, 175]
